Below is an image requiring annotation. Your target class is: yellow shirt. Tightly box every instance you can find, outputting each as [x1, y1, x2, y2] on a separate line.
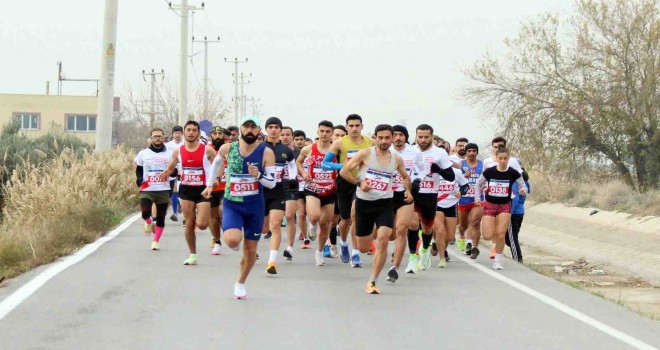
[338, 134, 373, 177]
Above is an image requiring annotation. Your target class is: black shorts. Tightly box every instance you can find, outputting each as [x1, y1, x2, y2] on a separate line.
[264, 196, 286, 215]
[392, 191, 412, 212]
[211, 190, 224, 208]
[334, 196, 340, 215]
[304, 191, 336, 207]
[178, 185, 210, 204]
[286, 190, 299, 201]
[336, 185, 357, 220]
[436, 204, 457, 218]
[355, 198, 394, 237]
[414, 193, 437, 226]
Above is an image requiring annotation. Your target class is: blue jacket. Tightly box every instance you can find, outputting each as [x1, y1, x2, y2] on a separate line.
[511, 181, 530, 215]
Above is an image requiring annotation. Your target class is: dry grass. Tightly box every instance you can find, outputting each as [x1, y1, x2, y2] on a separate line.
[0, 147, 137, 278]
[530, 171, 660, 217]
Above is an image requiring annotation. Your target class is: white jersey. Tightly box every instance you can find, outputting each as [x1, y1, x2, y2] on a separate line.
[165, 139, 183, 151]
[417, 145, 453, 194]
[390, 144, 424, 192]
[135, 148, 173, 192]
[484, 156, 523, 173]
[436, 168, 467, 208]
[450, 154, 464, 166]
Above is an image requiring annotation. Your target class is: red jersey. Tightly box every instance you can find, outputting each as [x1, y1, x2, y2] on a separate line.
[179, 144, 207, 187]
[305, 143, 336, 196]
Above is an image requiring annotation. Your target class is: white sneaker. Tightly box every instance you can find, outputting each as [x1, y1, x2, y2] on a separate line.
[315, 251, 325, 266]
[211, 243, 221, 255]
[308, 223, 318, 241]
[418, 248, 431, 270]
[405, 254, 419, 274]
[437, 258, 446, 268]
[150, 241, 159, 250]
[493, 260, 504, 270]
[233, 283, 247, 299]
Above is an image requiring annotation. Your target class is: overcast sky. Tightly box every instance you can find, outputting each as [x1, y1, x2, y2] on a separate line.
[0, 0, 571, 144]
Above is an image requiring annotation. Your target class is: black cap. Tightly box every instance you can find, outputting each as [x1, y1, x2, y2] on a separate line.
[464, 143, 479, 153]
[392, 125, 409, 142]
[210, 126, 223, 133]
[264, 116, 282, 128]
[172, 126, 183, 133]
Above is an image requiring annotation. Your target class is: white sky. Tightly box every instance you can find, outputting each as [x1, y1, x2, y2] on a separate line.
[0, 0, 571, 144]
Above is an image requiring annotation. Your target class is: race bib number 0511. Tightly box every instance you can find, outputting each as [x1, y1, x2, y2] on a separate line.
[229, 174, 258, 197]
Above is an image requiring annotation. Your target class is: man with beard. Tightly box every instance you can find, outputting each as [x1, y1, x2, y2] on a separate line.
[135, 128, 174, 251]
[160, 121, 217, 265]
[280, 126, 301, 260]
[324, 124, 347, 258]
[261, 117, 297, 274]
[166, 126, 184, 222]
[451, 137, 469, 165]
[208, 126, 227, 255]
[340, 124, 412, 294]
[458, 143, 484, 257]
[204, 116, 276, 299]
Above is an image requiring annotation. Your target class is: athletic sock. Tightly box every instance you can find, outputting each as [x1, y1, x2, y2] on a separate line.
[421, 232, 432, 249]
[269, 250, 278, 262]
[407, 229, 419, 253]
[340, 239, 349, 247]
[495, 253, 503, 262]
[369, 275, 377, 283]
[351, 249, 360, 256]
[145, 217, 153, 225]
[467, 239, 473, 245]
[153, 226, 164, 242]
[171, 193, 179, 214]
[329, 226, 338, 245]
[286, 245, 293, 251]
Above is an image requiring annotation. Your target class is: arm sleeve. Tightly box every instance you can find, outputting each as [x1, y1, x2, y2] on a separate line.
[135, 166, 144, 187]
[454, 168, 468, 186]
[514, 175, 527, 194]
[259, 165, 277, 189]
[322, 152, 343, 171]
[438, 166, 455, 182]
[206, 154, 225, 187]
[286, 159, 298, 180]
[474, 174, 486, 200]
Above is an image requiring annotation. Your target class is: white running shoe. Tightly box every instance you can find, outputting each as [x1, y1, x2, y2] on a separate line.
[493, 260, 504, 270]
[437, 258, 446, 268]
[308, 223, 318, 241]
[211, 243, 221, 255]
[151, 241, 159, 251]
[315, 250, 325, 266]
[234, 283, 247, 299]
[418, 248, 431, 270]
[405, 254, 419, 274]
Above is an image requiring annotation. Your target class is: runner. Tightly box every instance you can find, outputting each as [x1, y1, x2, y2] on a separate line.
[413, 124, 456, 271]
[208, 126, 227, 255]
[323, 114, 373, 268]
[434, 163, 469, 268]
[227, 126, 239, 142]
[160, 121, 216, 265]
[387, 125, 424, 282]
[450, 137, 468, 164]
[297, 120, 337, 266]
[325, 124, 347, 258]
[203, 115, 276, 299]
[165, 125, 183, 222]
[261, 117, 297, 274]
[339, 124, 412, 294]
[458, 143, 485, 258]
[292, 130, 309, 243]
[281, 126, 301, 261]
[474, 147, 527, 270]
[506, 171, 531, 263]
[135, 128, 174, 250]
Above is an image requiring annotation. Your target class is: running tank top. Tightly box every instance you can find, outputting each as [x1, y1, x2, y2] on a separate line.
[459, 159, 484, 205]
[356, 147, 397, 201]
[224, 142, 266, 203]
[306, 143, 337, 196]
[338, 135, 372, 176]
[179, 144, 209, 187]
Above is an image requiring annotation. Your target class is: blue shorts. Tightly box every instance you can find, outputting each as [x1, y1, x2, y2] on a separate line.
[222, 198, 265, 241]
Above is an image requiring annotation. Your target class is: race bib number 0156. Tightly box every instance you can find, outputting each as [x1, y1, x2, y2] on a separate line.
[182, 167, 204, 186]
[229, 174, 258, 197]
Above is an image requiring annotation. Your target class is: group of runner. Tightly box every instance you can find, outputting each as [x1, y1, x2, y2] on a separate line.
[133, 114, 530, 299]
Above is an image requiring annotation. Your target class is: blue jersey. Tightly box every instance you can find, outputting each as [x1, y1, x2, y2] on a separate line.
[224, 142, 266, 203]
[459, 159, 484, 205]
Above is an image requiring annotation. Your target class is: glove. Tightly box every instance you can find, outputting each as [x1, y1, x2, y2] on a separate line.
[459, 183, 470, 196]
[411, 179, 421, 195]
[136, 179, 142, 188]
[430, 163, 441, 174]
[288, 179, 298, 190]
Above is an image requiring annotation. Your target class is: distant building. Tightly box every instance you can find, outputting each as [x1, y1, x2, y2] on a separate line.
[0, 94, 119, 145]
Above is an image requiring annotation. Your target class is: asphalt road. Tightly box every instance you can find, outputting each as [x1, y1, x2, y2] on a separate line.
[0, 214, 658, 350]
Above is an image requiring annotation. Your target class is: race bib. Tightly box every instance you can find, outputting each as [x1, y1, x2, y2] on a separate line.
[273, 163, 284, 183]
[464, 186, 476, 198]
[312, 167, 334, 184]
[229, 174, 259, 197]
[418, 176, 435, 194]
[392, 167, 411, 191]
[346, 149, 359, 162]
[488, 180, 510, 198]
[437, 183, 455, 195]
[364, 169, 391, 194]
[220, 168, 227, 183]
[146, 169, 166, 185]
[182, 167, 204, 186]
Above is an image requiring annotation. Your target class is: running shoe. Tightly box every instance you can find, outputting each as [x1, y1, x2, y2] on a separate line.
[493, 260, 504, 270]
[365, 281, 380, 294]
[315, 251, 325, 266]
[283, 249, 293, 261]
[308, 223, 318, 241]
[233, 283, 247, 300]
[430, 241, 438, 256]
[322, 244, 331, 257]
[418, 248, 431, 270]
[265, 262, 277, 274]
[151, 241, 159, 251]
[301, 240, 311, 249]
[489, 245, 496, 259]
[256, 253, 260, 260]
[405, 254, 419, 274]
[211, 243, 221, 255]
[470, 246, 480, 259]
[444, 250, 450, 262]
[144, 222, 154, 235]
[281, 217, 287, 227]
[367, 241, 375, 255]
[350, 253, 362, 268]
[465, 242, 473, 256]
[437, 258, 446, 268]
[387, 267, 399, 283]
[330, 246, 338, 258]
[457, 239, 467, 252]
[183, 254, 198, 265]
[264, 232, 272, 239]
[339, 245, 350, 263]
[170, 214, 178, 222]
[182, 219, 186, 227]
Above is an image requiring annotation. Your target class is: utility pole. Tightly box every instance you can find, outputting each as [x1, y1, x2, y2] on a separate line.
[235, 72, 252, 118]
[142, 69, 165, 129]
[96, 0, 118, 152]
[192, 36, 220, 119]
[168, 1, 204, 126]
[224, 57, 248, 126]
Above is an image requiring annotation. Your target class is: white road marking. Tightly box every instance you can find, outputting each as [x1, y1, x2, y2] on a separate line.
[0, 214, 141, 321]
[449, 249, 658, 350]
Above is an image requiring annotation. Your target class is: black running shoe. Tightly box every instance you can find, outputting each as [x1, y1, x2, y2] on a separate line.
[444, 250, 450, 262]
[264, 232, 272, 239]
[386, 267, 399, 283]
[430, 242, 438, 256]
[470, 247, 480, 260]
[283, 249, 293, 261]
[465, 242, 472, 256]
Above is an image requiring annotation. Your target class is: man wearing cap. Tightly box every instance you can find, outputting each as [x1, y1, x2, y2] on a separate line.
[166, 126, 184, 221]
[160, 120, 217, 266]
[204, 116, 277, 299]
[208, 126, 227, 256]
[458, 142, 484, 258]
[261, 116, 297, 274]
